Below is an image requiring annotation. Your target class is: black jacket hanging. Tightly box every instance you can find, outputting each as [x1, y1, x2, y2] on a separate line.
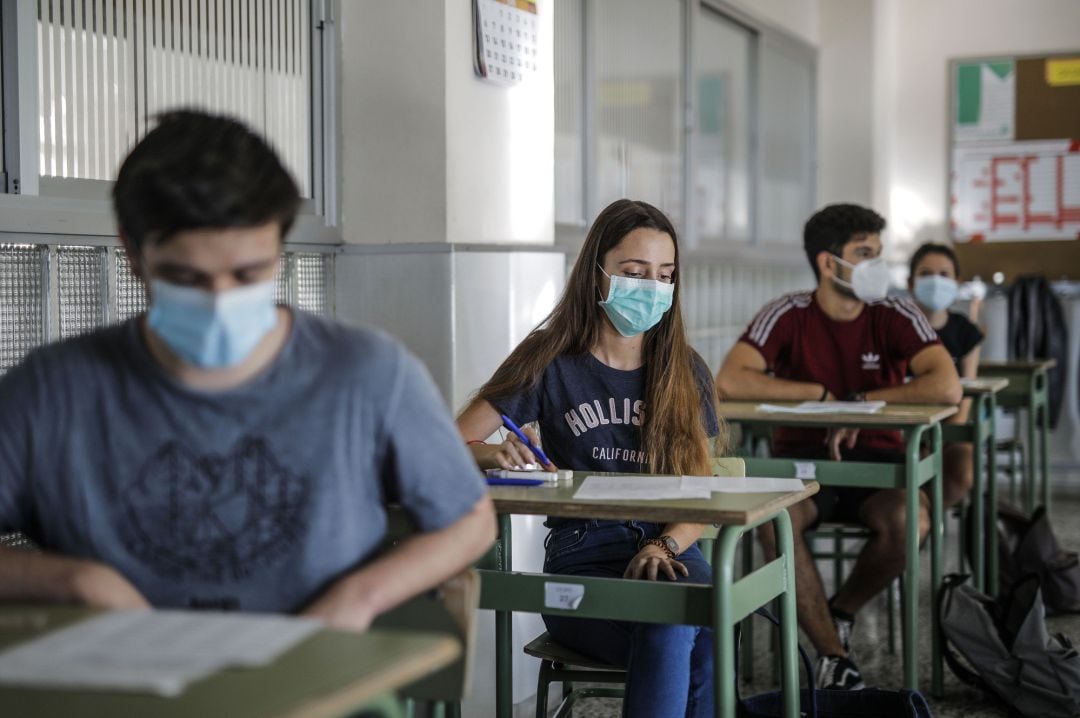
[1007, 275, 1068, 428]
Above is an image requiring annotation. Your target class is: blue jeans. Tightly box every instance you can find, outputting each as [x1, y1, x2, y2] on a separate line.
[542, 520, 714, 718]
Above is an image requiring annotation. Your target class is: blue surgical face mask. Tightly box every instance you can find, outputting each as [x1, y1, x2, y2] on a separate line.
[597, 265, 675, 337]
[147, 279, 279, 368]
[913, 275, 958, 312]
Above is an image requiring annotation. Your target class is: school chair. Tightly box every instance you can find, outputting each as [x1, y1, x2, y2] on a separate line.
[376, 511, 481, 718]
[522, 458, 748, 717]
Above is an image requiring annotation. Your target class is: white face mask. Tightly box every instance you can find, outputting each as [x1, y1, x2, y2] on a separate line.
[831, 254, 891, 302]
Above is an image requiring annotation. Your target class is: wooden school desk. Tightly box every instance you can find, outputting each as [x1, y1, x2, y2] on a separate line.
[946, 377, 1008, 593]
[716, 402, 956, 696]
[0, 604, 460, 718]
[477, 471, 818, 718]
[978, 359, 1056, 513]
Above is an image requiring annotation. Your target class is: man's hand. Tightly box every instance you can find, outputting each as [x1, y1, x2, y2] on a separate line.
[623, 544, 689, 581]
[301, 577, 378, 633]
[68, 562, 150, 610]
[825, 427, 860, 461]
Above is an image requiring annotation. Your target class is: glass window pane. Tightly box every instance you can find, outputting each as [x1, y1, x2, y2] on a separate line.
[37, 0, 312, 195]
[0, 245, 47, 373]
[554, 0, 584, 226]
[113, 248, 146, 322]
[57, 246, 106, 339]
[294, 253, 332, 316]
[695, 11, 752, 243]
[594, 0, 684, 225]
[758, 39, 815, 244]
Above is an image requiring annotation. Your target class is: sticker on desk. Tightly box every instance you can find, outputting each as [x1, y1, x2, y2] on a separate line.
[544, 582, 585, 610]
[793, 462, 816, 480]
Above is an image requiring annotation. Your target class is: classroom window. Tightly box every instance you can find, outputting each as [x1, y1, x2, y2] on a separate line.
[593, 0, 685, 227]
[757, 37, 815, 245]
[695, 8, 753, 243]
[553, 0, 584, 227]
[553, 1, 816, 248]
[35, 0, 313, 196]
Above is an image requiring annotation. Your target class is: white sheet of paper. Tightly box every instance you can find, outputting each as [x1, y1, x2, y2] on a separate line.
[681, 476, 806, 494]
[0, 610, 321, 697]
[573, 476, 710, 501]
[756, 401, 886, 415]
[793, 461, 817, 480]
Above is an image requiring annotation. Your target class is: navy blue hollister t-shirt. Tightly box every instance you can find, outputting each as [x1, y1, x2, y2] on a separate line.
[492, 351, 720, 476]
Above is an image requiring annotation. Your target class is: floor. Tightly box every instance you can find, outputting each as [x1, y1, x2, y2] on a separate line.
[557, 474, 1080, 717]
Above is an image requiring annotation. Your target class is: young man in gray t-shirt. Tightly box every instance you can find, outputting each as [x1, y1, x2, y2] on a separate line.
[0, 111, 494, 630]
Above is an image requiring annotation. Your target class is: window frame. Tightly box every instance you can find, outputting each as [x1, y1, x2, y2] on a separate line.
[0, 0, 341, 246]
[556, 0, 816, 268]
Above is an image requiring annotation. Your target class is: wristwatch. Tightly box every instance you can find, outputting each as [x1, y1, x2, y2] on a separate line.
[640, 535, 680, 559]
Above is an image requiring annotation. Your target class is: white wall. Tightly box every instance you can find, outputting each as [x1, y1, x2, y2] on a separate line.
[817, 0, 874, 206]
[445, 0, 555, 245]
[727, 0, 819, 45]
[815, 0, 1080, 260]
[340, 0, 554, 246]
[339, 2, 447, 245]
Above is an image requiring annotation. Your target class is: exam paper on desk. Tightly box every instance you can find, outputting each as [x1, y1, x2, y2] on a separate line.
[756, 400, 886, 414]
[0, 609, 320, 697]
[572, 475, 804, 500]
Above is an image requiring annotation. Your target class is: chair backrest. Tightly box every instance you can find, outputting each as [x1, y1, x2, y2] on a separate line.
[371, 567, 480, 703]
[699, 458, 747, 542]
[370, 507, 479, 702]
[710, 457, 746, 478]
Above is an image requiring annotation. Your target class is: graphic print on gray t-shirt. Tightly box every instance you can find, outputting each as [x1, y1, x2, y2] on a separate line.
[0, 311, 487, 612]
[120, 436, 310, 583]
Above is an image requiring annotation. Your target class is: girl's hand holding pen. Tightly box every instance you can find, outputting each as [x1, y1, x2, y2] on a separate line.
[472, 425, 558, 471]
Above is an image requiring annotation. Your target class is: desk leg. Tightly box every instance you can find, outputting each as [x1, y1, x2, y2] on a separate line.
[775, 511, 799, 718]
[1025, 400, 1037, 514]
[902, 427, 922, 691]
[495, 514, 513, 718]
[972, 395, 988, 592]
[930, 422, 945, 698]
[1037, 375, 1051, 513]
[714, 513, 798, 718]
[988, 398, 999, 595]
[365, 693, 406, 718]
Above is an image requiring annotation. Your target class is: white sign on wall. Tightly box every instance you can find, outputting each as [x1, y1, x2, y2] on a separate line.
[951, 140, 1080, 241]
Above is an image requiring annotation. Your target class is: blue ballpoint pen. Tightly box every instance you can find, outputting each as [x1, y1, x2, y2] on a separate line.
[500, 414, 553, 467]
[486, 477, 545, 487]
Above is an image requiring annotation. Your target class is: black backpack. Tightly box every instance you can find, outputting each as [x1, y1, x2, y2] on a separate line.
[939, 573, 1080, 717]
[966, 501, 1080, 614]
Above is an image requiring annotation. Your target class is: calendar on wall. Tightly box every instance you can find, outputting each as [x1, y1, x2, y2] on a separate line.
[473, 0, 539, 87]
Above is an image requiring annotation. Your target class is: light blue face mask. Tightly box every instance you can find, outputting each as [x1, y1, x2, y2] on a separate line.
[597, 265, 675, 337]
[147, 279, 279, 368]
[913, 275, 958, 312]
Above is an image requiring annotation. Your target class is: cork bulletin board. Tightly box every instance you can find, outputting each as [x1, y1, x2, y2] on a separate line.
[949, 52, 1080, 281]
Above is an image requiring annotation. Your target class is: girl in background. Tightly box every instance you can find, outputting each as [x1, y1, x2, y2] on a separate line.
[909, 242, 984, 508]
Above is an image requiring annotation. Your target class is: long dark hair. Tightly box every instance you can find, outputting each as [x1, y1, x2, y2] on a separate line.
[474, 199, 723, 475]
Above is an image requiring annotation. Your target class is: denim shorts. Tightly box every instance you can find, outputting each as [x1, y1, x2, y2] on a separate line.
[543, 519, 712, 584]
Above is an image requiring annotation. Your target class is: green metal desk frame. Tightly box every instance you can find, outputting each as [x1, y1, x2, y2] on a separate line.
[942, 384, 1001, 594]
[739, 423, 946, 697]
[978, 363, 1053, 514]
[478, 509, 802, 718]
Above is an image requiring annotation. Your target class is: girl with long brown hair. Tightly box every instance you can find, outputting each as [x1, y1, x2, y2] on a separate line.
[458, 199, 724, 717]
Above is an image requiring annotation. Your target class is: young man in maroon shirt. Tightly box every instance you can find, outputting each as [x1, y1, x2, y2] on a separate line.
[716, 204, 961, 690]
